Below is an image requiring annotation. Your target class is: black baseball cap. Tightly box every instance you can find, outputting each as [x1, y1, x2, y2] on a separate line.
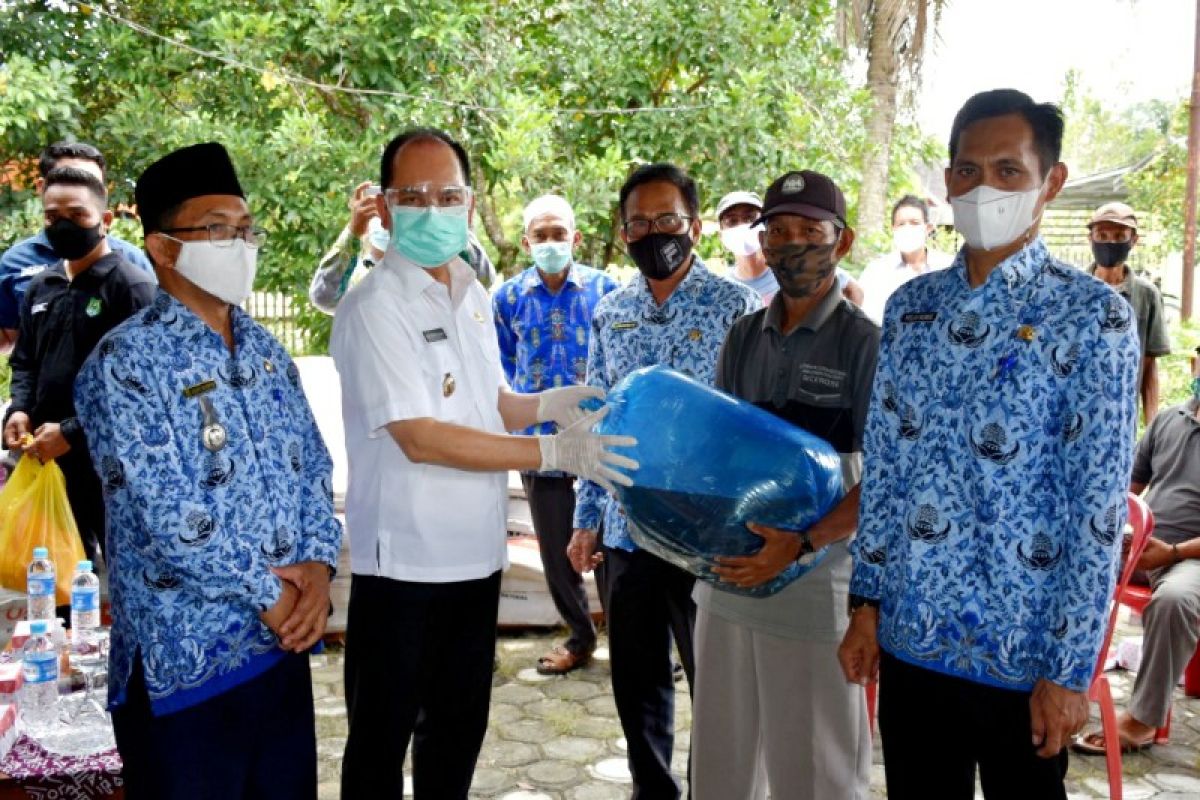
[755, 170, 847, 228]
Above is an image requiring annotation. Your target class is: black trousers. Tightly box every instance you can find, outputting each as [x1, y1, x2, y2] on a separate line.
[879, 650, 1069, 800]
[341, 571, 501, 799]
[604, 545, 696, 800]
[522, 473, 601, 653]
[59, 453, 104, 563]
[112, 652, 316, 800]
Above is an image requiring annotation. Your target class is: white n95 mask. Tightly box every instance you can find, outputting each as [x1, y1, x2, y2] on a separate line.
[172, 239, 258, 306]
[950, 183, 1044, 251]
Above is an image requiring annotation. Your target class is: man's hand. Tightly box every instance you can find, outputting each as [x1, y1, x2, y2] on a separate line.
[1029, 678, 1089, 758]
[538, 407, 638, 493]
[712, 522, 802, 588]
[3, 412, 30, 451]
[348, 180, 380, 238]
[28, 422, 70, 462]
[1137, 537, 1178, 571]
[260, 579, 300, 636]
[837, 605, 880, 686]
[272, 561, 333, 653]
[567, 528, 603, 574]
[536, 385, 605, 428]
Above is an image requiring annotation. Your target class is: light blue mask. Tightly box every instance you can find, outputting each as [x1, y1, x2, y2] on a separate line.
[367, 223, 391, 254]
[531, 241, 572, 275]
[390, 205, 469, 268]
[1192, 377, 1200, 402]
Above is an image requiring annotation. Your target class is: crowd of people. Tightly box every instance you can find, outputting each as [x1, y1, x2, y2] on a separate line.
[0, 85, 1193, 800]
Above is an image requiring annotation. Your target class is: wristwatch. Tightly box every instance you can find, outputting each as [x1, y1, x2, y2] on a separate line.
[848, 594, 880, 615]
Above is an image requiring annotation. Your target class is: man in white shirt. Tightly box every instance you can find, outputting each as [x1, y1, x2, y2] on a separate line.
[331, 127, 636, 799]
[858, 195, 953, 323]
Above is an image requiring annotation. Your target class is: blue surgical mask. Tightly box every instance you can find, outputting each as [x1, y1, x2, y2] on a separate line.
[531, 241, 572, 275]
[390, 205, 469, 268]
[1192, 377, 1200, 402]
[367, 219, 391, 253]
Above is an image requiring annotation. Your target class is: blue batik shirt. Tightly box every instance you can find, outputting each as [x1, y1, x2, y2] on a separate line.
[850, 238, 1140, 693]
[492, 262, 620, 436]
[0, 231, 154, 329]
[573, 258, 760, 551]
[75, 291, 343, 716]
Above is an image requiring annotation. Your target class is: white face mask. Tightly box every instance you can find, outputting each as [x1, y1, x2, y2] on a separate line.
[950, 182, 1045, 251]
[892, 224, 927, 255]
[720, 224, 761, 257]
[170, 238, 258, 306]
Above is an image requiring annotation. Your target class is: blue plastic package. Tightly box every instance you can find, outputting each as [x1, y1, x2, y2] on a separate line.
[596, 366, 845, 597]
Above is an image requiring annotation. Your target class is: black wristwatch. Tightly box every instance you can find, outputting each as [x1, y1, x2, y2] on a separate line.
[797, 529, 815, 557]
[848, 594, 881, 615]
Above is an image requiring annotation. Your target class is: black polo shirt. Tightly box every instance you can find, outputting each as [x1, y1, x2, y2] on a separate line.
[7, 252, 157, 455]
[694, 284, 881, 641]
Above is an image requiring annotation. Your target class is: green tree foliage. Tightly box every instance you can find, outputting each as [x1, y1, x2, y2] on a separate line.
[1, 0, 937, 351]
[1059, 73, 1187, 257]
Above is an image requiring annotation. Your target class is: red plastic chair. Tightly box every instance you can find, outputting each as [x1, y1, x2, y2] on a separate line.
[1086, 493, 1155, 800]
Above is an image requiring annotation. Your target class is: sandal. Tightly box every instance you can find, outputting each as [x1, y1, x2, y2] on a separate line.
[1072, 729, 1154, 755]
[536, 645, 592, 675]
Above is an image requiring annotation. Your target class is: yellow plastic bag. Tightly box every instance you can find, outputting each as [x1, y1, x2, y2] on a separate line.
[0, 457, 86, 605]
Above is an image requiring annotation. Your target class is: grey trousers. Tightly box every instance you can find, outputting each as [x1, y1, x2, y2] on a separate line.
[1129, 558, 1200, 727]
[691, 609, 871, 800]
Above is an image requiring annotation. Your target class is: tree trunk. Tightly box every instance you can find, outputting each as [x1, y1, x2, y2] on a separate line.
[856, 2, 905, 237]
[475, 181, 521, 277]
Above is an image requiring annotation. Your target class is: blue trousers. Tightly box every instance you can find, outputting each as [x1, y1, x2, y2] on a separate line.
[112, 652, 316, 800]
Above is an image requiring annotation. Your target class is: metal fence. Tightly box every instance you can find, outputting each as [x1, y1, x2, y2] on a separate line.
[242, 291, 310, 355]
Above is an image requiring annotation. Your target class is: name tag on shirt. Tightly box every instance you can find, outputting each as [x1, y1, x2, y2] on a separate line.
[612, 321, 639, 331]
[423, 328, 449, 343]
[19, 265, 49, 278]
[30, 302, 47, 315]
[901, 312, 938, 324]
[182, 379, 218, 399]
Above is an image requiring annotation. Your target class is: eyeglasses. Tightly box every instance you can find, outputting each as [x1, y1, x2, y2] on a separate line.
[160, 224, 269, 249]
[385, 184, 473, 208]
[622, 214, 693, 240]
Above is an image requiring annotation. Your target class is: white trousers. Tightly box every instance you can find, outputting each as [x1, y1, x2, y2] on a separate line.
[691, 609, 871, 800]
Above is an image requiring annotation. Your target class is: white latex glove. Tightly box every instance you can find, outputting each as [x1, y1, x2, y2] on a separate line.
[536, 385, 606, 428]
[539, 406, 638, 493]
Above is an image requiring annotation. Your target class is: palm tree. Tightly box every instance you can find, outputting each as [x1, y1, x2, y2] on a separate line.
[838, 0, 945, 235]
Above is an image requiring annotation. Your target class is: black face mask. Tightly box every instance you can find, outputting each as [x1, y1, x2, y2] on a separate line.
[1092, 240, 1133, 269]
[45, 218, 104, 261]
[764, 241, 838, 299]
[628, 232, 693, 281]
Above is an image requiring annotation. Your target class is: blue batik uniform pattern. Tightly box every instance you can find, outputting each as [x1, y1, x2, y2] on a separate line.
[75, 290, 343, 716]
[492, 263, 620, 436]
[850, 239, 1140, 693]
[572, 259, 760, 551]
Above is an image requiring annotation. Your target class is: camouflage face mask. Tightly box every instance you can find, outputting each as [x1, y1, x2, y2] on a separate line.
[763, 240, 838, 299]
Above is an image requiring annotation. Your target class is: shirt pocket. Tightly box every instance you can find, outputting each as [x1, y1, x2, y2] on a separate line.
[421, 340, 474, 424]
[786, 386, 855, 453]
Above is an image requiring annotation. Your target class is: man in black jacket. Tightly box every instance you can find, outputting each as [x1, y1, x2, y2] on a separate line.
[3, 166, 156, 562]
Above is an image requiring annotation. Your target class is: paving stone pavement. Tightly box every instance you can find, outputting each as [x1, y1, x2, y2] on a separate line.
[311, 620, 1200, 799]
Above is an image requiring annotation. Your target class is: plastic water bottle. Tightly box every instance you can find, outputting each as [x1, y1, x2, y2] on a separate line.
[27, 547, 56, 622]
[70, 560, 100, 642]
[21, 620, 58, 735]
